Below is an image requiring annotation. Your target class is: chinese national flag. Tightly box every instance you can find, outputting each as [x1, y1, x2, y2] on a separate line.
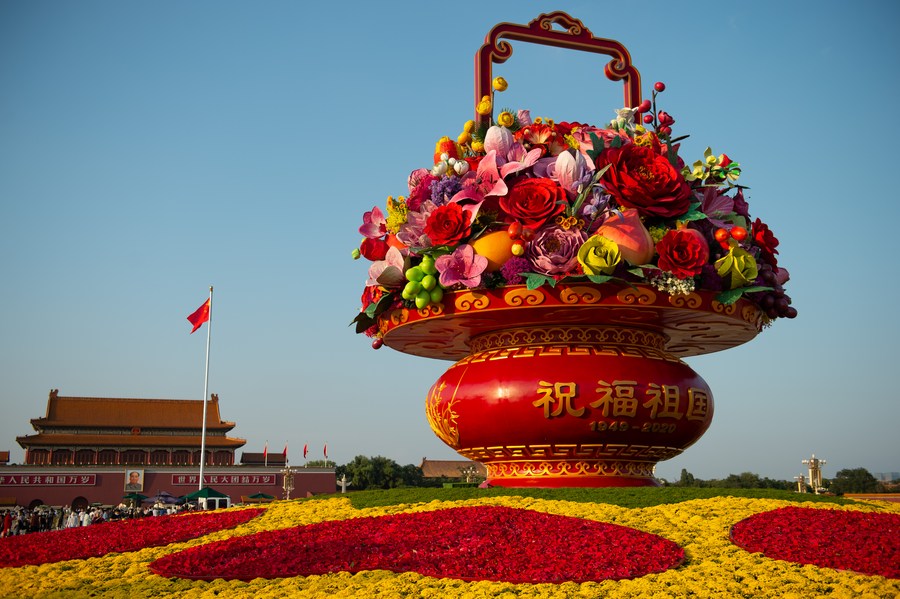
[187, 299, 210, 333]
[323, 443, 328, 459]
[282, 443, 288, 459]
[303, 443, 308, 459]
[263, 441, 268, 460]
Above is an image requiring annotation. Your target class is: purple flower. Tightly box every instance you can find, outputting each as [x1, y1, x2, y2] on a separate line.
[525, 225, 587, 276]
[500, 257, 531, 284]
[430, 176, 462, 206]
[435, 244, 488, 288]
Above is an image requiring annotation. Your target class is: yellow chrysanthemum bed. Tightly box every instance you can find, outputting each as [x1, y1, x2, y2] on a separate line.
[1, 494, 898, 598]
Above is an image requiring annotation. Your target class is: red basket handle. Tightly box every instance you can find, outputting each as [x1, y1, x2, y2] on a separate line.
[474, 12, 642, 126]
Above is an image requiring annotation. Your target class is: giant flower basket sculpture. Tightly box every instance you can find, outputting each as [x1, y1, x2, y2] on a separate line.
[352, 12, 795, 487]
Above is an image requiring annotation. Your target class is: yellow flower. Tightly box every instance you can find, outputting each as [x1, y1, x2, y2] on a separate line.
[463, 120, 475, 133]
[715, 245, 759, 289]
[457, 131, 472, 145]
[476, 95, 492, 116]
[385, 195, 408, 234]
[496, 111, 514, 128]
[471, 140, 484, 153]
[578, 235, 621, 275]
[492, 76, 508, 92]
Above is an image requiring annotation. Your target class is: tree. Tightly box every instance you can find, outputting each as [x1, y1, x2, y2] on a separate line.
[829, 467, 879, 494]
[678, 468, 697, 487]
[341, 455, 409, 490]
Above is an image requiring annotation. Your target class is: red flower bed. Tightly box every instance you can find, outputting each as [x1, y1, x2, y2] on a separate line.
[149, 506, 684, 583]
[731, 507, 900, 578]
[0, 508, 264, 568]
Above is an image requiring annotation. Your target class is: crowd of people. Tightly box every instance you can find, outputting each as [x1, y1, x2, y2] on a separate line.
[1, 501, 190, 537]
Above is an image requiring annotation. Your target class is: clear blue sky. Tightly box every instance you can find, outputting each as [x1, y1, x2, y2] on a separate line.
[2, 0, 898, 482]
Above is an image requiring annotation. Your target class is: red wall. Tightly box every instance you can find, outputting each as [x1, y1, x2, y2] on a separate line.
[0, 466, 336, 508]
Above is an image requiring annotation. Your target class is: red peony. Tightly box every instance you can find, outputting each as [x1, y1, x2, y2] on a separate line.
[596, 143, 692, 218]
[751, 217, 779, 267]
[656, 228, 710, 279]
[499, 177, 566, 230]
[424, 202, 472, 247]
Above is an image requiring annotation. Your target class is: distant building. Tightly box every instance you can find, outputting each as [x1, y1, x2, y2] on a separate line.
[874, 472, 900, 482]
[0, 390, 334, 509]
[17, 389, 245, 466]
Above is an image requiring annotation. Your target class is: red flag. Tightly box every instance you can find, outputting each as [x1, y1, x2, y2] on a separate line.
[282, 443, 288, 459]
[263, 441, 268, 463]
[187, 299, 210, 333]
[323, 443, 328, 459]
[303, 443, 308, 459]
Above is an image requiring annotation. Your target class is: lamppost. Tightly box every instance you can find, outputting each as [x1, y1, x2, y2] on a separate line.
[802, 454, 826, 494]
[460, 465, 477, 484]
[282, 466, 295, 500]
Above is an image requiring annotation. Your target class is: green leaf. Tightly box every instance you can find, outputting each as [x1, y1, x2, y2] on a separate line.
[715, 286, 771, 305]
[715, 288, 745, 305]
[586, 274, 613, 284]
[586, 132, 605, 162]
[523, 273, 557, 290]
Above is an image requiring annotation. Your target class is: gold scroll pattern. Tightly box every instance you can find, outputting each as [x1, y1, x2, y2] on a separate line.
[454, 292, 490, 312]
[617, 286, 657, 305]
[466, 325, 677, 363]
[484, 460, 657, 480]
[559, 285, 604, 304]
[425, 382, 460, 448]
[456, 443, 682, 480]
[503, 287, 546, 307]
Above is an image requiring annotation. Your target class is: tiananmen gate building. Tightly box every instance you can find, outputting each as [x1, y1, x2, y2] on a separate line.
[0, 390, 334, 509]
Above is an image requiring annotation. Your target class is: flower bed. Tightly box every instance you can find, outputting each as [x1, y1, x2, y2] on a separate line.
[730, 506, 900, 578]
[0, 496, 897, 598]
[147, 505, 684, 583]
[0, 507, 263, 568]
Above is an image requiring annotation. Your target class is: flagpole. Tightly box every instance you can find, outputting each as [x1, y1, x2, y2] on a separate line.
[198, 286, 213, 491]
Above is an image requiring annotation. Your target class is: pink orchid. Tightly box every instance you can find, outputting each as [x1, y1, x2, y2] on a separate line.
[396, 200, 437, 248]
[483, 125, 514, 158]
[500, 147, 543, 179]
[435, 244, 488, 288]
[532, 150, 589, 198]
[366, 246, 408, 287]
[517, 109, 532, 126]
[450, 150, 507, 206]
[359, 206, 387, 239]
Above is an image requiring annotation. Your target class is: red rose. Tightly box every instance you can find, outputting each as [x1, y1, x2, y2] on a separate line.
[499, 177, 566, 230]
[424, 202, 472, 247]
[359, 237, 388, 261]
[596, 144, 692, 218]
[751, 218, 779, 267]
[656, 228, 710, 279]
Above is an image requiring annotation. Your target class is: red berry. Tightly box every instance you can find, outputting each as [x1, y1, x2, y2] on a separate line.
[371, 337, 384, 349]
[714, 228, 729, 242]
[654, 81, 666, 92]
[642, 114, 654, 124]
[507, 222, 523, 239]
[637, 99, 651, 113]
[731, 226, 748, 241]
